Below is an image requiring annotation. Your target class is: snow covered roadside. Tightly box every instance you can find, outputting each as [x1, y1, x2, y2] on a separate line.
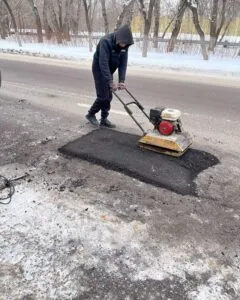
[0, 39, 240, 77]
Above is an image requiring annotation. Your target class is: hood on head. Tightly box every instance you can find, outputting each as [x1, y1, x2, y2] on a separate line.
[115, 24, 134, 46]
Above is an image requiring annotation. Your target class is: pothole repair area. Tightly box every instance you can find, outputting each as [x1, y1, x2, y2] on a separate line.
[59, 129, 219, 195]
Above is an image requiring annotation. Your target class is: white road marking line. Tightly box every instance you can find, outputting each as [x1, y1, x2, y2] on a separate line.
[77, 103, 128, 116]
[5, 81, 192, 118]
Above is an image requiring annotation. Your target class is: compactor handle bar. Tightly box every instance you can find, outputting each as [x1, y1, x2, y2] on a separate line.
[113, 88, 150, 134]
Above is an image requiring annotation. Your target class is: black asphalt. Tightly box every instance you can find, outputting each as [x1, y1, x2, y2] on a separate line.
[59, 129, 219, 195]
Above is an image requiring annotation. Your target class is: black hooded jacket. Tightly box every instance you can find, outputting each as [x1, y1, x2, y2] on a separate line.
[92, 25, 134, 85]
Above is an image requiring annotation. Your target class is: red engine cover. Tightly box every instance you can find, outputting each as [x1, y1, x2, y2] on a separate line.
[158, 121, 174, 135]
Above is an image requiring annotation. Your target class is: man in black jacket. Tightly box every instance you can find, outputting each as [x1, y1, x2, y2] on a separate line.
[86, 24, 134, 128]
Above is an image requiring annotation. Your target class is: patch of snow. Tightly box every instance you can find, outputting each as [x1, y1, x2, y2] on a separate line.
[128, 51, 240, 76]
[1, 162, 240, 299]
[188, 272, 235, 300]
[0, 166, 148, 298]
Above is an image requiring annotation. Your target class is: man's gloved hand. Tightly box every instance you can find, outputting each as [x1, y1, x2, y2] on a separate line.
[110, 82, 118, 92]
[118, 82, 126, 90]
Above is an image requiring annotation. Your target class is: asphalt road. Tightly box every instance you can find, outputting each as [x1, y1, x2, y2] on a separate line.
[1, 54, 240, 299]
[1, 54, 240, 156]
[1, 56, 240, 120]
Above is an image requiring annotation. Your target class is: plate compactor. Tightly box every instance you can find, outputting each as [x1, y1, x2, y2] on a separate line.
[113, 89, 192, 157]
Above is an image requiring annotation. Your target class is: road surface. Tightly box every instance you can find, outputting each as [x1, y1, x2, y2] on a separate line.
[0, 53, 240, 300]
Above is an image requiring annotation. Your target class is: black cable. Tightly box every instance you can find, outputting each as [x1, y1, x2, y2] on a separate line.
[0, 175, 15, 205]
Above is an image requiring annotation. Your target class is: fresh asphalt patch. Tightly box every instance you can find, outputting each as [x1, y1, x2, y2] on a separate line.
[59, 129, 219, 195]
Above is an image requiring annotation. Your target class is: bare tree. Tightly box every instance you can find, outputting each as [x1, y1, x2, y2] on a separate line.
[216, 0, 227, 40]
[26, 0, 43, 43]
[17, 3, 25, 34]
[209, 0, 218, 51]
[153, 0, 160, 48]
[46, 0, 63, 44]
[76, 0, 82, 34]
[83, 0, 98, 52]
[125, 0, 135, 27]
[115, 0, 136, 30]
[209, 0, 227, 51]
[0, 2, 9, 39]
[219, 0, 240, 42]
[70, 0, 82, 34]
[187, 0, 208, 60]
[138, 0, 156, 57]
[100, 0, 109, 34]
[218, 16, 233, 42]
[43, 0, 53, 40]
[58, 0, 63, 34]
[161, 2, 182, 39]
[167, 0, 208, 60]
[2, 0, 22, 46]
[63, 0, 74, 41]
[161, 16, 175, 39]
[167, 0, 187, 52]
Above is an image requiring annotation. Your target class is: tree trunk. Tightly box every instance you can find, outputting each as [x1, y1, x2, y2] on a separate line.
[115, 0, 136, 30]
[188, 3, 208, 60]
[209, 0, 219, 51]
[215, 0, 227, 45]
[153, 0, 160, 48]
[71, 0, 82, 34]
[83, 0, 93, 52]
[0, 16, 8, 39]
[0, 2, 4, 38]
[0, 2, 8, 39]
[43, 0, 53, 40]
[161, 15, 175, 39]
[47, 0, 62, 44]
[17, 8, 24, 34]
[218, 17, 233, 43]
[100, 0, 109, 34]
[58, 0, 63, 33]
[0, 17, 7, 39]
[142, 22, 151, 57]
[125, 0, 135, 27]
[209, 0, 227, 51]
[27, 0, 43, 43]
[138, 0, 156, 57]
[2, 0, 22, 46]
[63, 0, 74, 41]
[77, 0, 82, 34]
[167, 0, 187, 52]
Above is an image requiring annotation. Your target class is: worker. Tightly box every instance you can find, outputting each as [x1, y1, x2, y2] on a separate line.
[86, 24, 134, 128]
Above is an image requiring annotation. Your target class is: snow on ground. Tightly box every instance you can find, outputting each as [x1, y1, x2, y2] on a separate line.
[0, 39, 240, 77]
[1, 161, 240, 300]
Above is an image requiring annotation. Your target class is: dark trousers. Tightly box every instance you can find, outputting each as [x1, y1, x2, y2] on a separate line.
[88, 68, 113, 120]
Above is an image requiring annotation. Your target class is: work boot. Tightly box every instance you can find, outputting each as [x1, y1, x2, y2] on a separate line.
[100, 118, 116, 128]
[85, 114, 99, 127]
